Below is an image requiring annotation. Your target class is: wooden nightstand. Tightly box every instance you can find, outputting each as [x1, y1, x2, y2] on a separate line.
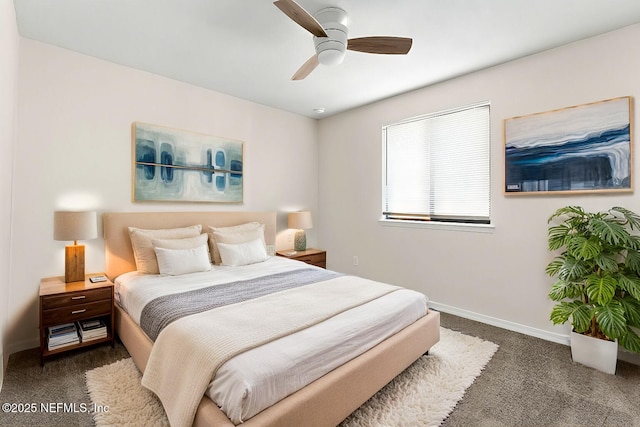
[277, 248, 327, 268]
[39, 274, 115, 366]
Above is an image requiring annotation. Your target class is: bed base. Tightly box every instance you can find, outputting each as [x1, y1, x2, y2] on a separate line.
[116, 304, 440, 427]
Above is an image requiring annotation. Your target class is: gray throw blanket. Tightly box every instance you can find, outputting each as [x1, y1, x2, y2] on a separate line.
[140, 268, 341, 341]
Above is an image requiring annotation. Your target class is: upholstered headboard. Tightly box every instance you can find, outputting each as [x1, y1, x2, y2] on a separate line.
[103, 211, 277, 280]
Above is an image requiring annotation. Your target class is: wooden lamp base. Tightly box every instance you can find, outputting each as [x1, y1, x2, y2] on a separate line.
[65, 244, 85, 283]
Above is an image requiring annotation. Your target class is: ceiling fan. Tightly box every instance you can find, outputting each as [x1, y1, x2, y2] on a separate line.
[274, 0, 413, 80]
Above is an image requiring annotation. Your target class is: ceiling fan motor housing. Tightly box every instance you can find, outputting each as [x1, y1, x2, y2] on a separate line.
[313, 7, 348, 66]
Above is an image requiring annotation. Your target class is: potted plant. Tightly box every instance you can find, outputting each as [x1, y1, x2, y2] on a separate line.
[546, 206, 640, 374]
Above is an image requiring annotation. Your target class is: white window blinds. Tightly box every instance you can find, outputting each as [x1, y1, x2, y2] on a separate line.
[383, 102, 491, 224]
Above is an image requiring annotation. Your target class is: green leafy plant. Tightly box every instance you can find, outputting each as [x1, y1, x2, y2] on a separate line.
[546, 206, 640, 353]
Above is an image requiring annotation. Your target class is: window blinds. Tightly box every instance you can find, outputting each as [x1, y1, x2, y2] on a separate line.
[383, 103, 490, 223]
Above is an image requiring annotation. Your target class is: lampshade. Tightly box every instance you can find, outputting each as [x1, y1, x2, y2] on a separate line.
[288, 211, 313, 230]
[54, 211, 98, 242]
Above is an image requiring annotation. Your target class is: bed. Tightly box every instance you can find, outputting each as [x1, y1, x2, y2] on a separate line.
[103, 211, 440, 427]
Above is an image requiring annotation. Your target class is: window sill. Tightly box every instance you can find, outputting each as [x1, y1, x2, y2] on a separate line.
[378, 218, 495, 233]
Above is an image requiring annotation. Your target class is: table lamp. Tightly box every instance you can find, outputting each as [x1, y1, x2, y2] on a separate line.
[288, 211, 313, 252]
[54, 211, 97, 283]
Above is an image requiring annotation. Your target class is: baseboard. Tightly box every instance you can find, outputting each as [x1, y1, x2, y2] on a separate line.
[6, 337, 39, 359]
[618, 347, 640, 365]
[429, 301, 640, 366]
[429, 301, 571, 346]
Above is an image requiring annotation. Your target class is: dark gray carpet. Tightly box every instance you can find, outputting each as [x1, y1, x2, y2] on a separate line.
[0, 312, 638, 426]
[0, 343, 129, 426]
[440, 314, 640, 427]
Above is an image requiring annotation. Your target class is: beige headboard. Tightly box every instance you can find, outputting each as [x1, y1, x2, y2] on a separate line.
[103, 211, 277, 280]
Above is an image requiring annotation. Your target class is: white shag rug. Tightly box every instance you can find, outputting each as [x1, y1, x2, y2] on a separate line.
[85, 328, 498, 427]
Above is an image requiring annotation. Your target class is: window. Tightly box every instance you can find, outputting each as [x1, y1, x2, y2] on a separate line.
[382, 102, 490, 224]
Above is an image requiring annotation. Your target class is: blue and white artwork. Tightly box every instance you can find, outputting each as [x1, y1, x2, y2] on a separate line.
[504, 97, 632, 194]
[133, 122, 243, 202]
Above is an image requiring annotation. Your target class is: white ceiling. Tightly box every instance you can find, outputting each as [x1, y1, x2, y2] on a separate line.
[13, 0, 640, 118]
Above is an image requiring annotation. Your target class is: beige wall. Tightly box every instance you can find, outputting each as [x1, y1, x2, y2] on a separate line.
[0, 0, 19, 387]
[317, 24, 640, 345]
[6, 39, 319, 354]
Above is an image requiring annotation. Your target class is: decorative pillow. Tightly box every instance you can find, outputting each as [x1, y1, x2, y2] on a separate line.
[207, 222, 264, 264]
[217, 238, 269, 267]
[153, 244, 212, 276]
[128, 225, 202, 274]
[212, 226, 266, 264]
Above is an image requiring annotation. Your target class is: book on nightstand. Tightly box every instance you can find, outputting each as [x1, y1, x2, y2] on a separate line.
[77, 319, 107, 342]
[47, 322, 80, 350]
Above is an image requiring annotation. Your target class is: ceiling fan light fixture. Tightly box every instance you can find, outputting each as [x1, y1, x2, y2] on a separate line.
[317, 45, 345, 66]
[314, 26, 347, 66]
[317, 49, 343, 66]
[313, 7, 348, 66]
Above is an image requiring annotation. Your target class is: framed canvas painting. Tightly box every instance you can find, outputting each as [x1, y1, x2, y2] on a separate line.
[504, 97, 632, 195]
[132, 122, 243, 202]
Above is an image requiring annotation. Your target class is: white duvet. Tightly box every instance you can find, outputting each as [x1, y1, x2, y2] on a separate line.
[115, 256, 428, 424]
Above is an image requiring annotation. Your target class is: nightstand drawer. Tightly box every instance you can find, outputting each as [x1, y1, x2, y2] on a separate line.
[41, 287, 111, 310]
[296, 253, 326, 266]
[277, 249, 327, 268]
[42, 300, 112, 325]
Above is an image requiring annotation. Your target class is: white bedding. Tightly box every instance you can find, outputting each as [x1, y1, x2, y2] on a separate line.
[115, 256, 428, 424]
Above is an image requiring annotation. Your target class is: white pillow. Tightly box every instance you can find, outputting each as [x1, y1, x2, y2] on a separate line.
[208, 222, 264, 264]
[153, 244, 212, 276]
[152, 233, 209, 251]
[217, 238, 268, 266]
[128, 225, 202, 274]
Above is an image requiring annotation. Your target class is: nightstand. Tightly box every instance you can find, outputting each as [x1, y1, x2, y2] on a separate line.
[39, 274, 115, 366]
[277, 248, 327, 268]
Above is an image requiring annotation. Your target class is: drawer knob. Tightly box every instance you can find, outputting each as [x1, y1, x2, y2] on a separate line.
[71, 309, 86, 315]
[71, 295, 86, 300]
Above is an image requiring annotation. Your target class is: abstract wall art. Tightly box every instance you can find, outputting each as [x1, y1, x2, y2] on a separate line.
[132, 122, 243, 202]
[504, 97, 632, 195]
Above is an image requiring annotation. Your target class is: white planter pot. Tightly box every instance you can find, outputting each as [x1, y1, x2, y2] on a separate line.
[570, 331, 618, 374]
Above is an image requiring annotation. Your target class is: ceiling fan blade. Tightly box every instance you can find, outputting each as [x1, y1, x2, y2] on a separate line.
[292, 55, 319, 80]
[347, 37, 413, 55]
[274, 0, 328, 38]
